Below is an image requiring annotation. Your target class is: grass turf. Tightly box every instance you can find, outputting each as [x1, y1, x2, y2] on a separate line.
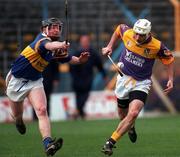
[0, 115, 180, 157]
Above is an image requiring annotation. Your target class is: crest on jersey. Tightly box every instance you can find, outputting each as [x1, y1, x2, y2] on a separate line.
[127, 41, 132, 47]
[144, 48, 150, 57]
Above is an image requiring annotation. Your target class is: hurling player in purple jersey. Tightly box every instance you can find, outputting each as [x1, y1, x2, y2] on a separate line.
[6, 17, 89, 156]
[101, 19, 174, 156]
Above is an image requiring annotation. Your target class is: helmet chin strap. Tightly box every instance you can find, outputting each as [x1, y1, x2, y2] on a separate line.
[45, 27, 49, 36]
[42, 27, 49, 36]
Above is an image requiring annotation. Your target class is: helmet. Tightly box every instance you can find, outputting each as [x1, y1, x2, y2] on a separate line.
[41, 18, 63, 40]
[133, 19, 151, 35]
[41, 17, 63, 27]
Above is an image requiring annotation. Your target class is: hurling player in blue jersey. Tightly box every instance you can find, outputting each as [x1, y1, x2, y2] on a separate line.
[6, 17, 89, 156]
[101, 19, 174, 156]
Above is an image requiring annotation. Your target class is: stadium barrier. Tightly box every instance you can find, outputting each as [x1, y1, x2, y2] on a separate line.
[0, 97, 32, 123]
[0, 91, 120, 122]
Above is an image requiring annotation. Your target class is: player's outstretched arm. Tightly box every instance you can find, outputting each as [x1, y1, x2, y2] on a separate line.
[45, 41, 70, 51]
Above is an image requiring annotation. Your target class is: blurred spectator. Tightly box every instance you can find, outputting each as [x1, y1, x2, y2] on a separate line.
[169, 66, 180, 111]
[43, 61, 60, 115]
[69, 34, 107, 119]
[0, 72, 6, 95]
[145, 65, 180, 112]
[145, 69, 169, 112]
[33, 61, 60, 120]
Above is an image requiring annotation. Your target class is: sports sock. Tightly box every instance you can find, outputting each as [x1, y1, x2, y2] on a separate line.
[43, 137, 52, 149]
[111, 130, 121, 142]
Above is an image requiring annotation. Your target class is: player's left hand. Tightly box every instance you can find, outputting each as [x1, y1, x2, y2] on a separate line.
[164, 79, 173, 94]
[79, 52, 90, 63]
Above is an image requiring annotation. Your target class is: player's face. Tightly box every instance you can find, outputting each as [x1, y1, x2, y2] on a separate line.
[48, 24, 62, 39]
[134, 33, 147, 44]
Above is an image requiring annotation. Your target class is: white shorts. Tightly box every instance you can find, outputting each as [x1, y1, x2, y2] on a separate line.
[6, 71, 43, 102]
[115, 74, 152, 100]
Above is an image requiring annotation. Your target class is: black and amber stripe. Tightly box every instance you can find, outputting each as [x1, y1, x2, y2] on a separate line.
[21, 46, 49, 72]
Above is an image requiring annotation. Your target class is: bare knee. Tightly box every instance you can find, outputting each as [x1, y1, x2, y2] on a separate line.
[35, 106, 47, 117]
[127, 110, 139, 121]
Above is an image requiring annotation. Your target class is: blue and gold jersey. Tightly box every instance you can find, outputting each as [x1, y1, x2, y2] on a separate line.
[11, 33, 72, 80]
[115, 24, 174, 80]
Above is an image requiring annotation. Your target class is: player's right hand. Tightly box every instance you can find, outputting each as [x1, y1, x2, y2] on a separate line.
[60, 41, 70, 50]
[102, 47, 112, 56]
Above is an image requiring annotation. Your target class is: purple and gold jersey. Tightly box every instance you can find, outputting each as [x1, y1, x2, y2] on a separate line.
[11, 33, 72, 80]
[115, 24, 174, 80]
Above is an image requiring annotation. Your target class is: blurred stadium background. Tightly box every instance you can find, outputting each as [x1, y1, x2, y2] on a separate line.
[0, 0, 180, 156]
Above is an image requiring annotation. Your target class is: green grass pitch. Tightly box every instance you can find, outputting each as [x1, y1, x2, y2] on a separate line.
[0, 116, 180, 157]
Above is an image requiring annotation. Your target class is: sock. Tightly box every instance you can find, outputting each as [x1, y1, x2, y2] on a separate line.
[111, 131, 121, 142]
[43, 137, 52, 149]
